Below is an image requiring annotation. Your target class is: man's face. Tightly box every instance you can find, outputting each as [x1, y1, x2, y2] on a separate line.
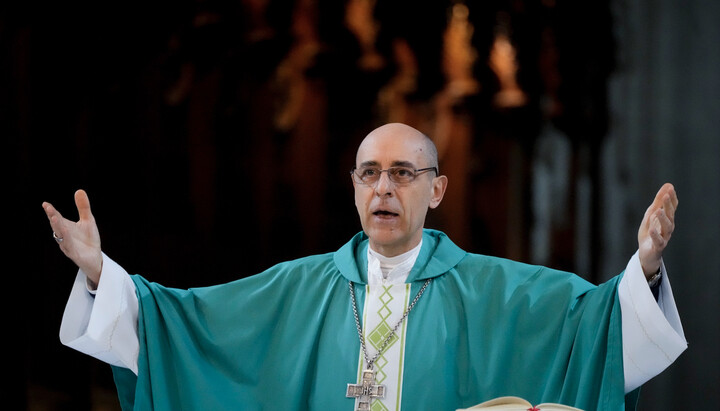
[353, 124, 447, 257]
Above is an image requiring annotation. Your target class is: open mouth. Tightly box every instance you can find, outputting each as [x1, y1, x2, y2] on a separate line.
[373, 210, 399, 217]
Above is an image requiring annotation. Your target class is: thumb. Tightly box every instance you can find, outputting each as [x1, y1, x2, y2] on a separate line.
[74, 189, 94, 221]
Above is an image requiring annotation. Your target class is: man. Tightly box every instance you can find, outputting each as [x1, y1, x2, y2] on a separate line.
[43, 123, 686, 410]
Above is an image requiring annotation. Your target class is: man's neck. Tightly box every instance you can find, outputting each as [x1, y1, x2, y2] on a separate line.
[368, 240, 423, 282]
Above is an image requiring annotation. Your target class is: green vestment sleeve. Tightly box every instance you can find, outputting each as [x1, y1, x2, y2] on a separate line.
[111, 230, 632, 410]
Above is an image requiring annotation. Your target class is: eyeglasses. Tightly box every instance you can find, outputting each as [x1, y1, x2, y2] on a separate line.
[350, 165, 438, 186]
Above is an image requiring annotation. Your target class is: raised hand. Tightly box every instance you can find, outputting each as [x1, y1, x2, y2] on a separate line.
[42, 189, 103, 288]
[638, 183, 678, 279]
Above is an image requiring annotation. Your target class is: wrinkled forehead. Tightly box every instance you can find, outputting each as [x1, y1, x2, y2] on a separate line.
[355, 125, 435, 167]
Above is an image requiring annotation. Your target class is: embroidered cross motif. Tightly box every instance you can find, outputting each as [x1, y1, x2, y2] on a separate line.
[528, 407, 541, 411]
[346, 369, 386, 410]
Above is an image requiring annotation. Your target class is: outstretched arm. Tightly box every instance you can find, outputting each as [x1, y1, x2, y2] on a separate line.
[638, 183, 678, 279]
[42, 189, 103, 288]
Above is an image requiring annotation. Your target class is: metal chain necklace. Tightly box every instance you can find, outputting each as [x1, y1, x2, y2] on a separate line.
[345, 278, 432, 410]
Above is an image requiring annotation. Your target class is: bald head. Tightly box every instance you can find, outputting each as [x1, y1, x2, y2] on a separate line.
[357, 123, 439, 171]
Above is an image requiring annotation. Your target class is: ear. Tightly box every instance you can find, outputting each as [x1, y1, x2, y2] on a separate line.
[428, 175, 448, 209]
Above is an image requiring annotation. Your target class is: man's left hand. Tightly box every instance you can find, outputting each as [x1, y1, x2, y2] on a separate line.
[638, 183, 678, 279]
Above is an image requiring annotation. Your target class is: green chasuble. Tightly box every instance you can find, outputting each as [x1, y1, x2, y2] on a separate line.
[112, 229, 631, 410]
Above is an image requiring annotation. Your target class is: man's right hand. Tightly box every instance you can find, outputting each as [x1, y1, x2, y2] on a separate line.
[43, 189, 103, 289]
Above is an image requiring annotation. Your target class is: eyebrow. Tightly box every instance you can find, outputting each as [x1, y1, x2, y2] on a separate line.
[358, 160, 417, 168]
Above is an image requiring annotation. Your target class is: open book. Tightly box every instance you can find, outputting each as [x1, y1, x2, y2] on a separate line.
[457, 396, 583, 411]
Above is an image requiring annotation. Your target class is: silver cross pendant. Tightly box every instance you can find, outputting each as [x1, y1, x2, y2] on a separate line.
[346, 369, 386, 410]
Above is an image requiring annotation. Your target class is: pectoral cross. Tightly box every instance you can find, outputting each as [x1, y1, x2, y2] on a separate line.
[346, 369, 386, 410]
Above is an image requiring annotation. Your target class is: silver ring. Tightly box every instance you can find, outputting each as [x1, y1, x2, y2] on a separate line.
[53, 232, 64, 243]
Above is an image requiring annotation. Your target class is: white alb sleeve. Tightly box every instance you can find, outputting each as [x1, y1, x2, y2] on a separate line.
[619, 251, 687, 393]
[59, 253, 140, 375]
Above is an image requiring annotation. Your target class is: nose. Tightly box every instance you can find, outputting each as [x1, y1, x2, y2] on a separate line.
[374, 171, 395, 196]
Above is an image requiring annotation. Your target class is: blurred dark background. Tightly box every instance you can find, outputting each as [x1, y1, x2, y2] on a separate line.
[3, 0, 718, 409]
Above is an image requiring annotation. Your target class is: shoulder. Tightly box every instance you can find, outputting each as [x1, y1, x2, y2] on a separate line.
[454, 252, 542, 277]
[242, 251, 354, 290]
[268, 252, 338, 277]
[171, 252, 342, 300]
[450, 252, 594, 294]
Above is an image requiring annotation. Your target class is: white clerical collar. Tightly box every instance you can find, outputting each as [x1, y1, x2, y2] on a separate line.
[367, 240, 423, 286]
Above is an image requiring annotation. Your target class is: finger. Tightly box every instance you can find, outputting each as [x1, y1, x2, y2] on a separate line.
[662, 192, 676, 222]
[654, 208, 674, 239]
[43, 213, 70, 251]
[42, 202, 65, 231]
[649, 216, 667, 249]
[42, 201, 54, 219]
[663, 184, 678, 216]
[651, 184, 670, 209]
[643, 187, 667, 225]
[75, 189, 94, 221]
[641, 202, 656, 232]
[665, 183, 678, 209]
[644, 184, 676, 231]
